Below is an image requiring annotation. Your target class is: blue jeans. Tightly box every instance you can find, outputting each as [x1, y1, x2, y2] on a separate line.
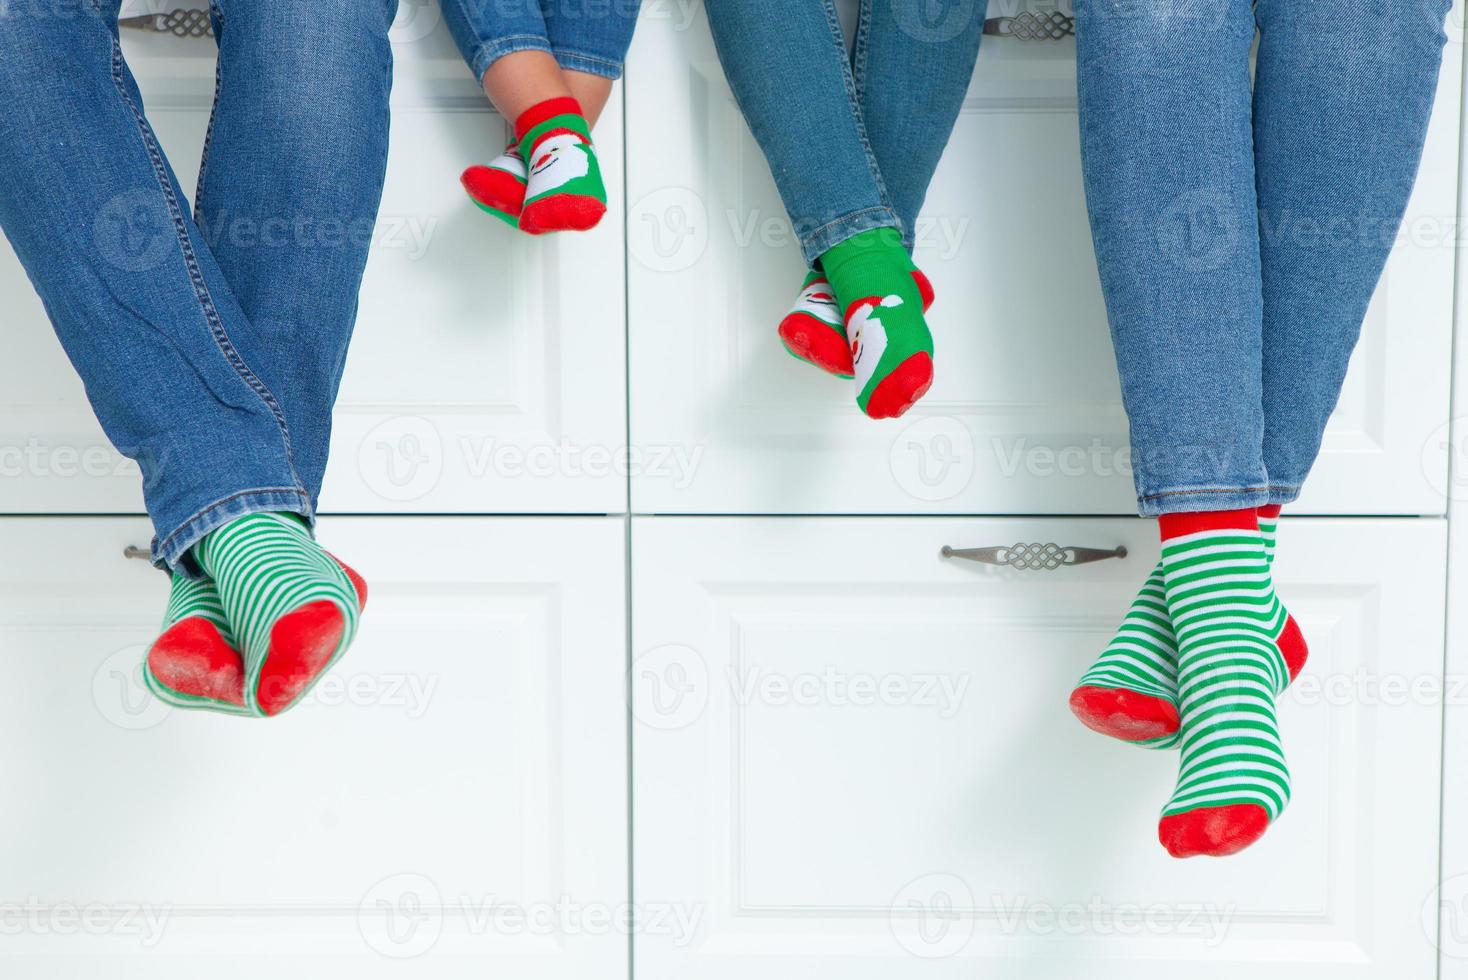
[704, 0, 984, 263]
[0, 0, 397, 571]
[1076, 0, 1451, 515]
[441, 0, 642, 82]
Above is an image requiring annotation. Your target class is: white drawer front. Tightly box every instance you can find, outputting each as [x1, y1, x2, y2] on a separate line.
[625, 2, 1461, 516]
[631, 515, 1446, 979]
[0, 12, 628, 516]
[0, 516, 627, 978]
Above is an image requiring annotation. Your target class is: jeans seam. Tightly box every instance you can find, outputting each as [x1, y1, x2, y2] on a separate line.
[467, 33, 553, 78]
[551, 48, 625, 77]
[806, 206, 895, 242]
[1139, 486, 1273, 501]
[101, 25, 306, 497]
[155, 486, 313, 573]
[818, 0, 894, 220]
[193, 13, 224, 215]
[851, 0, 871, 103]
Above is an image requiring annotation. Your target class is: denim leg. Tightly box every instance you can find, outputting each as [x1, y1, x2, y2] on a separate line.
[542, 0, 642, 80]
[1253, 0, 1451, 503]
[851, 0, 983, 250]
[0, 0, 311, 571]
[195, 0, 397, 509]
[1075, 0, 1269, 516]
[703, 0, 899, 264]
[441, 0, 551, 82]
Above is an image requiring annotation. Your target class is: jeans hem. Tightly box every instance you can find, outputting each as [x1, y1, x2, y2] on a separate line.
[552, 49, 625, 80]
[470, 35, 554, 80]
[1136, 485, 1275, 517]
[154, 487, 314, 577]
[803, 207, 903, 265]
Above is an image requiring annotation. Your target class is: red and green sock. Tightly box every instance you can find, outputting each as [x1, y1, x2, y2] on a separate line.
[461, 143, 528, 227]
[818, 228, 935, 419]
[778, 262, 934, 380]
[515, 96, 607, 235]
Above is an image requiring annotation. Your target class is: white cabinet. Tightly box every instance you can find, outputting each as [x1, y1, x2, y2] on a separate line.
[0, 8, 627, 516]
[624, 1, 1463, 516]
[0, 516, 627, 978]
[631, 516, 1446, 979]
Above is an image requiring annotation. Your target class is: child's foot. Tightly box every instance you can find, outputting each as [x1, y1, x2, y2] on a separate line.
[1068, 505, 1308, 745]
[818, 228, 934, 419]
[461, 143, 527, 227]
[194, 513, 362, 718]
[144, 559, 368, 717]
[515, 97, 607, 235]
[778, 267, 935, 379]
[1156, 509, 1292, 858]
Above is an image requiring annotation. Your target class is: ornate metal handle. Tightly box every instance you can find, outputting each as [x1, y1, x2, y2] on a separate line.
[983, 12, 1075, 40]
[941, 542, 1126, 571]
[118, 9, 214, 39]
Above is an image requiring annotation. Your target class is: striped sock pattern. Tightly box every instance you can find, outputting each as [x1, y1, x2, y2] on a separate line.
[195, 513, 360, 717]
[1069, 509, 1306, 747]
[1157, 512, 1291, 858]
[143, 573, 253, 716]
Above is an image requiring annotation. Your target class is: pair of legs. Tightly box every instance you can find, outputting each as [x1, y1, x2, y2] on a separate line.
[704, 0, 983, 418]
[0, 0, 397, 714]
[1069, 0, 1451, 857]
[443, 0, 642, 233]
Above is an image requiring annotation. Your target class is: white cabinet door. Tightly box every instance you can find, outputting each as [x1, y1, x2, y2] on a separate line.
[625, 1, 1462, 516]
[0, 4, 628, 516]
[0, 516, 627, 979]
[632, 516, 1446, 979]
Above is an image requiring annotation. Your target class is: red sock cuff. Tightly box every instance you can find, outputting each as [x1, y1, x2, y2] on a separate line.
[515, 97, 584, 141]
[1158, 508, 1260, 541]
[1257, 504, 1283, 519]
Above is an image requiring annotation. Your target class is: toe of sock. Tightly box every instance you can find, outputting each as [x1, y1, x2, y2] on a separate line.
[519, 196, 606, 235]
[779, 316, 855, 377]
[1158, 804, 1271, 858]
[862, 351, 933, 419]
[1068, 685, 1179, 742]
[256, 601, 347, 718]
[148, 618, 246, 707]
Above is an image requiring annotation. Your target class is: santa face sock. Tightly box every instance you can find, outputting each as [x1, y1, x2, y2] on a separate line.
[1156, 509, 1291, 858]
[818, 228, 934, 419]
[194, 513, 361, 718]
[515, 97, 607, 235]
[1069, 505, 1307, 746]
[462, 143, 527, 227]
[779, 264, 936, 380]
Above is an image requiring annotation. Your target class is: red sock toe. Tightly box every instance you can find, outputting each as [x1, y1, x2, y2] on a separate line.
[148, 618, 246, 707]
[1277, 614, 1308, 680]
[519, 195, 606, 235]
[862, 351, 933, 419]
[779, 314, 855, 376]
[327, 554, 369, 612]
[1158, 804, 1271, 858]
[255, 601, 346, 718]
[461, 165, 526, 218]
[911, 269, 935, 312]
[1068, 685, 1179, 742]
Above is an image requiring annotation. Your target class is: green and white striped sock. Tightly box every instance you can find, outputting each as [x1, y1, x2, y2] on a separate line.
[1155, 509, 1291, 858]
[144, 573, 253, 716]
[194, 513, 360, 717]
[1069, 506, 1307, 747]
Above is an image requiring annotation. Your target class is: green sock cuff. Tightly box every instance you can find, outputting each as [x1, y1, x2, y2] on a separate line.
[819, 227, 906, 275]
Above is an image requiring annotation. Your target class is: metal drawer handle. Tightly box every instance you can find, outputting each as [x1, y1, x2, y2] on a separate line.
[123, 545, 151, 562]
[119, 9, 214, 39]
[983, 12, 1075, 40]
[942, 542, 1126, 571]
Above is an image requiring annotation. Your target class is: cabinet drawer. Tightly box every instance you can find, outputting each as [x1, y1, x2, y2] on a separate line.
[0, 516, 627, 978]
[631, 515, 1446, 979]
[624, 3, 1461, 516]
